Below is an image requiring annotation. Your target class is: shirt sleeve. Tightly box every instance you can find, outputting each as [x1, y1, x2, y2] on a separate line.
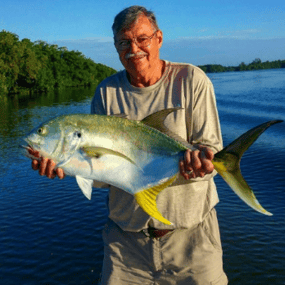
[186, 67, 223, 182]
[191, 76, 223, 153]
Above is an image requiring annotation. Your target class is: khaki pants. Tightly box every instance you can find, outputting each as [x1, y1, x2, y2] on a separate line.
[100, 209, 228, 285]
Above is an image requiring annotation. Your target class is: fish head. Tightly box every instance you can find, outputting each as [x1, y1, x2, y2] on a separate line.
[24, 115, 84, 167]
[24, 118, 63, 161]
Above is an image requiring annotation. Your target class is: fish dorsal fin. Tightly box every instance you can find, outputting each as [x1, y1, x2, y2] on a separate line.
[134, 175, 178, 225]
[76, 176, 94, 200]
[81, 146, 136, 165]
[141, 107, 193, 150]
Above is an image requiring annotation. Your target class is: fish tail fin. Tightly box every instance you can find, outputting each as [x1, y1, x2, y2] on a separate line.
[134, 175, 178, 225]
[213, 120, 283, 216]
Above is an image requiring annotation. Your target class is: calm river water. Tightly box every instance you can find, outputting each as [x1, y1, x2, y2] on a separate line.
[0, 69, 284, 284]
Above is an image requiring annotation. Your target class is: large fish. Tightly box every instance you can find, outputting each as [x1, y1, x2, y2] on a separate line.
[23, 108, 282, 225]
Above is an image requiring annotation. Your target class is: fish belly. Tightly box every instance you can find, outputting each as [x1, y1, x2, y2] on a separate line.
[63, 151, 182, 195]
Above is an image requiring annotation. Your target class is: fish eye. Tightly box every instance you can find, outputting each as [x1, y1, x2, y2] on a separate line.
[37, 127, 48, 135]
[74, 131, 81, 138]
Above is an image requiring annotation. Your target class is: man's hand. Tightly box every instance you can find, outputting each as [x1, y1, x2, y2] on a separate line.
[180, 145, 214, 180]
[28, 147, 65, 179]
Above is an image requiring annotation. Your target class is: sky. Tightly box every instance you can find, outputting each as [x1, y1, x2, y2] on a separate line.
[1, 0, 285, 71]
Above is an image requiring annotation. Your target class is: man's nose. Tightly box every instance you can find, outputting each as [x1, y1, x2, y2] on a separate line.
[129, 40, 140, 53]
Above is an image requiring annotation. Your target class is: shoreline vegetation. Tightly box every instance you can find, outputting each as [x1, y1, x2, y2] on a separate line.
[0, 31, 116, 96]
[1, 30, 284, 96]
[198, 58, 285, 74]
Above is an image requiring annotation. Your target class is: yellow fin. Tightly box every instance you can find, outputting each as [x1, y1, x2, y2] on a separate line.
[82, 146, 136, 165]
[134, 175, 178, 225]
[212, 120, 284, 216]
[213, 159, 272, 215]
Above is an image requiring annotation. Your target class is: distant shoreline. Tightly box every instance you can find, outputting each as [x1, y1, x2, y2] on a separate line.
[198, 58, 285, 73]
[1, 31, 284, 96]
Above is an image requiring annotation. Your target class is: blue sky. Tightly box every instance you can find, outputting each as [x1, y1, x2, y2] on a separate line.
[1, 0, 285, 70]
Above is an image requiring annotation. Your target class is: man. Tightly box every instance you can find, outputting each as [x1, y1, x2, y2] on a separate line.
[31, 5, 228, 285]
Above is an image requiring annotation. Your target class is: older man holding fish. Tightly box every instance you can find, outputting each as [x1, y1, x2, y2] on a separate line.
[30, 5, 228, 285]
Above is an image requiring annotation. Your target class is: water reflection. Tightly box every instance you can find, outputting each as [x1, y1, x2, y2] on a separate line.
[0, 86, 97, 134]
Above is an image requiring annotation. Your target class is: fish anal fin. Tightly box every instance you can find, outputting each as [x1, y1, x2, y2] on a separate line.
[134, 175, 178, 225]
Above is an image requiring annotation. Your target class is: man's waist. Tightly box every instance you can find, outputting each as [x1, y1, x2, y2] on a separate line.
[142, 226, 174, 238]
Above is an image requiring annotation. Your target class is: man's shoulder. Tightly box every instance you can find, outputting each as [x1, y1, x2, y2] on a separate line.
[97, 70, 125, 89]
[167, 61, 210, 81]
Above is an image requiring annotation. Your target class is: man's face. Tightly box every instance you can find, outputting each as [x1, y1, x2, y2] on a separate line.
[115, 15, 163, 76]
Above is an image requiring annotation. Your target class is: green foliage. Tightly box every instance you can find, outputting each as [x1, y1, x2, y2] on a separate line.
[199, 58, 285, 74]
[0, 30, 117, 95]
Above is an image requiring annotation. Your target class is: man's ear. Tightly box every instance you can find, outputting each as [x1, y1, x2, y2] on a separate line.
[156, 30, 163, 48]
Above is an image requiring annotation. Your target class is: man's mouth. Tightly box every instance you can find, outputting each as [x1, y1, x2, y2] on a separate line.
[125, 53, 147, 60]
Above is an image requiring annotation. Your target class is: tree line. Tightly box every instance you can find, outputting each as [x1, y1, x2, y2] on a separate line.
[0, 30, 117, 95]
[1, 30, 284, 95]
[199, 58, 285, 73]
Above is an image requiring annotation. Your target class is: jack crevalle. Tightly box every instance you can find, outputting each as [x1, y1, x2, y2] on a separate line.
[23, 108, 283, 225]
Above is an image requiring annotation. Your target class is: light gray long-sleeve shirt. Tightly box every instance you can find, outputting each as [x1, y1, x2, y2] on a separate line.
[91, 61, 223, 231]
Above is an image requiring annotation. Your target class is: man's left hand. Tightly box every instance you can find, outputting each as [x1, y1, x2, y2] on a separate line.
[180, 145, 214, 180]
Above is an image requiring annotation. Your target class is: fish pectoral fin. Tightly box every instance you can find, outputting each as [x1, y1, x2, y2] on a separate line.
[81, 146, 136, 165]
[76, 176, 93, 200]
[134, 175, 178, 225]
[213, 159, 272, 216]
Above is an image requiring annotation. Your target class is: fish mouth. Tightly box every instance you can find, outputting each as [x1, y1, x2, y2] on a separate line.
[23, 138, 40, 151]
[19, 143, 41, 161]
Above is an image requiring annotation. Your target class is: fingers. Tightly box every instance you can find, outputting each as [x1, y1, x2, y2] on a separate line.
[38, 158, 55, 179]
[198, 145, 214, 161]
[32, 159, 40, 170]
[180, 158, 191, 180]
[180, 147, 214, 180]
[56, 168, 65, 180]
[199, 151, 214, 174]
[28, 147, 40, 158]
[46, 159, 57, 179]
[31, 156, 64, 179]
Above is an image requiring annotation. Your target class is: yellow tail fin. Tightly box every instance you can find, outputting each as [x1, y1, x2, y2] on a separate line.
[213, 120, 283, 216]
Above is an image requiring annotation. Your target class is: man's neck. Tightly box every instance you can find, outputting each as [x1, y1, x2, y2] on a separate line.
[127, 60, 165, 88]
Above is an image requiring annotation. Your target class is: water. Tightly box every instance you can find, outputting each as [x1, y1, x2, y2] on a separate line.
[0, 69, 284, 284]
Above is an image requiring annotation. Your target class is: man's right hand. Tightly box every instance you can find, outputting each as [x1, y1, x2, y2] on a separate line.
[28, 147, 65, 179]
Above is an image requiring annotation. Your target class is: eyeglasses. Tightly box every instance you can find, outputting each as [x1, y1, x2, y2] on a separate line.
[115, 31, 158, 50]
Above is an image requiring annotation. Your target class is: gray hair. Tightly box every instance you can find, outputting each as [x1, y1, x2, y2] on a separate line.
[112, 6, 159, 38]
